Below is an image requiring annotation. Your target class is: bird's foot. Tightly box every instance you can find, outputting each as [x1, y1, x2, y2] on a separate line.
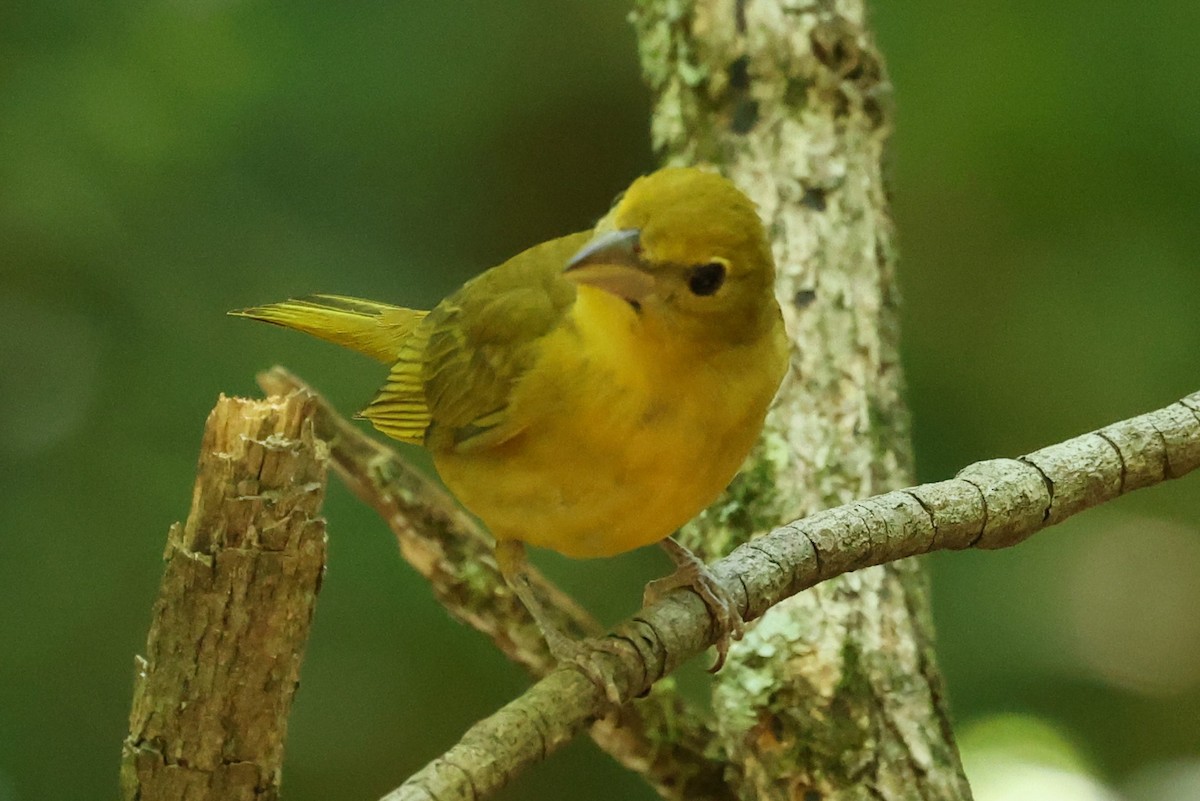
[542, 632, 630, 708]
[644, 537, 745, 672]
[493, 539, 627, 708]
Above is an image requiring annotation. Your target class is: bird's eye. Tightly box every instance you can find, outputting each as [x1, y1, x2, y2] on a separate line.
[687, 261, 726, 296]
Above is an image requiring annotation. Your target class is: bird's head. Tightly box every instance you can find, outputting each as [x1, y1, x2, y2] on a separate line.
[563, 167, 778, 346]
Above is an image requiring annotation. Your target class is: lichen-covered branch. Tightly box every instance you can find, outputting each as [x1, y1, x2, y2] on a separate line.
[121, 393, 328, 801]
[257, 367, 736, 801]
[382, 390, 1200, 801]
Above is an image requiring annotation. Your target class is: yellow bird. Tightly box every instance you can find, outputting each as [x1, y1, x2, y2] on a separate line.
[232, 167, 789, 671]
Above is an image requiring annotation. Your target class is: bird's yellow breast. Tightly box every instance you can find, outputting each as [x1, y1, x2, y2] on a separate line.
[432, 286, 787, 559]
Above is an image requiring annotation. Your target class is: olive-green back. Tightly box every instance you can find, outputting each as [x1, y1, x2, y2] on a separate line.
[361, 231, 589, 448]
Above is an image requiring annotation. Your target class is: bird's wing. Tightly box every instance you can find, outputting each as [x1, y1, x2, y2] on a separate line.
[361, 231, 590, 451]
[356, 321, 437, 445]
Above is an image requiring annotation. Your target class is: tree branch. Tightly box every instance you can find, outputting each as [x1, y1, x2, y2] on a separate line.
[121, 392, 328, 801]
[382, 389, 1200, 801]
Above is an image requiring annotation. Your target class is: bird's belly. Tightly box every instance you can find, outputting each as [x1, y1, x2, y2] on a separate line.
[432, 363, 771, 559]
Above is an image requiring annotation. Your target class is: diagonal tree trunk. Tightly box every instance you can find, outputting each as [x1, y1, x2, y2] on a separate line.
[632, 2, 974, 797]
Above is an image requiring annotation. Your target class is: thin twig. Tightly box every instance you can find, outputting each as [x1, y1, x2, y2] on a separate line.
[382, 390, 1200, 801]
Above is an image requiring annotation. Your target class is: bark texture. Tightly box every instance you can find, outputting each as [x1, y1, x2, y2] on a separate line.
[121, 392, 328, 801]
[631, 1, 972, 798]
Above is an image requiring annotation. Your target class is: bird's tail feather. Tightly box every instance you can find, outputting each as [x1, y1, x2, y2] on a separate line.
[229, 294, 427, 363]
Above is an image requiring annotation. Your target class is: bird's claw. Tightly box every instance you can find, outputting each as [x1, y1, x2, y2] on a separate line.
[494, 540, 627, 710]
[690, 570, 745, 673]
[644, 538, 745, 672]
[545, 635, 628, 711]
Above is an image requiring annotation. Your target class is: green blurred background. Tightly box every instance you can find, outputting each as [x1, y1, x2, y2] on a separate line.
[2, 2, 1197, 799]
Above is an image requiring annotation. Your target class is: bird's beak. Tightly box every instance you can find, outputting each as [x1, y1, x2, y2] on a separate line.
[563, 228, 655, 302]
